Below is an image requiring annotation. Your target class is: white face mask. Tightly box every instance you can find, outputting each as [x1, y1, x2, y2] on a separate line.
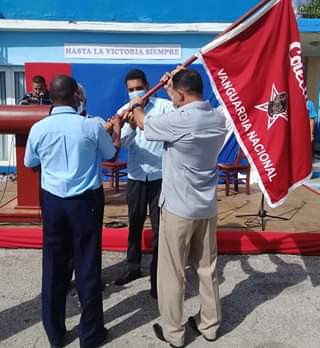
[128, 89, 145, 100]
[77, 100, 86, 115]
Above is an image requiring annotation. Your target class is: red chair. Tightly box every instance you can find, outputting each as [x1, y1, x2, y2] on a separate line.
[101, 150, 127, 193]
[218, 148, 250, 196]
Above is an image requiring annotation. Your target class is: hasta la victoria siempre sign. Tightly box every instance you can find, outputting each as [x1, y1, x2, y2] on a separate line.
[64, 44, 182, 59]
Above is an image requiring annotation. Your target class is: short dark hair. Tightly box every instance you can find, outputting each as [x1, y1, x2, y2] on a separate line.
[172, 69, 203, 96]
[32, 75, 46, 85]
[125, 69, 147, 85]
[49, 75, 78, 103]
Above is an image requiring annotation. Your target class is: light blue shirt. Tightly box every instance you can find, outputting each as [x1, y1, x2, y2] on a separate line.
[144, 101, 226, 219]
[307, 100, 317, 119]
[24, 106, 116, 198]
[308, 100, 320, 143]
[118, 97, 173, 181]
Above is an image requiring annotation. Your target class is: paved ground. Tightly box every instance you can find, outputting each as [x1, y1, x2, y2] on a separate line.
[1, 249, 319, 348]
[0, 178, 319, 347]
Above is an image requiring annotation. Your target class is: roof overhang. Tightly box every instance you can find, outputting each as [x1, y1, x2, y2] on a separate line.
[298, 18, 320, 56]
[0, 19, 230, 34]
[2, 18, 320, 57]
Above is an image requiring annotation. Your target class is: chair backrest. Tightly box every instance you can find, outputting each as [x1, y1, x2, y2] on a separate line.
[217, 133, 239, 164]
[235, 148, 249, 167]
[112, 147, 121, 161]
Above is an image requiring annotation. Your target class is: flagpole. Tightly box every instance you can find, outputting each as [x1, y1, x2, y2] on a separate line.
[142, 0, 274, 101]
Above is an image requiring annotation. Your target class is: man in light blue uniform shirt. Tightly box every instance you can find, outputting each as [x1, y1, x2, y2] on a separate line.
[308, 98, 320, 157]
[24, 75, 118, 348]
[129, 69, 226, 348]
[114, 69, 173, 299]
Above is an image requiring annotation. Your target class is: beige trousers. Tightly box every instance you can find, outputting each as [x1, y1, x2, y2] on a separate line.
[157, 208, 221, 347]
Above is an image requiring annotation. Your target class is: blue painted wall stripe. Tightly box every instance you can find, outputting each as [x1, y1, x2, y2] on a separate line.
[1, 0, 261, 23]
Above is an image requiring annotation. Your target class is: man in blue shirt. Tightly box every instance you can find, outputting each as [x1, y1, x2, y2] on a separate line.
[114, 69, 173, 298]
[129, 69, 226, 348]
[308, 99, 320, 158]
[24, 75, 118, 348]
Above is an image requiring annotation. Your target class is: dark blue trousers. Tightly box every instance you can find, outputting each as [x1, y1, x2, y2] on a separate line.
[41, 186, 105, 347]
[127, 179, 161, 293]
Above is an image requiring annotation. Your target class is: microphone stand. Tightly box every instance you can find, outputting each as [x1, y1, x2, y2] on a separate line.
[236, 194, 288, 231]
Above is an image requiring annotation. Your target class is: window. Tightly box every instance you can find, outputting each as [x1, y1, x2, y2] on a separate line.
[0, 66, 24, 166]
[14, 71, 25, 104]
[0, 72, 6, 104]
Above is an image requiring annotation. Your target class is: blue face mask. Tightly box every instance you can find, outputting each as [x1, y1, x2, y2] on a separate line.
[128, 89, 145, 100]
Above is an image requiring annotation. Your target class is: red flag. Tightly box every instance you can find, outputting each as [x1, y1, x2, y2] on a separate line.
[199, 0, 312, 208]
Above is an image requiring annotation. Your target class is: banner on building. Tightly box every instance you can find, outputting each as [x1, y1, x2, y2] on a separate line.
[64, 44, 182, 59]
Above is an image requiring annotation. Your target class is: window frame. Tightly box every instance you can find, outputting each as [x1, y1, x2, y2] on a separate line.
[0, 65, 25, 167]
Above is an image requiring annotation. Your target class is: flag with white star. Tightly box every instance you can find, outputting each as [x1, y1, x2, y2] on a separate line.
[199, 0, 312, 208]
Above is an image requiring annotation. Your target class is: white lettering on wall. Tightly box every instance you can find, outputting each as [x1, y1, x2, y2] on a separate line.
[64, 44, 182, 59]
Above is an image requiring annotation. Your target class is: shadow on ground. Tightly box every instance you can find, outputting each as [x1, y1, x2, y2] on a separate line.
[1, 252, 319, 346]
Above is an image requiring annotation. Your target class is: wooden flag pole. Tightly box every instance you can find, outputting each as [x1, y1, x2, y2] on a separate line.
[142, 0, 274, 101]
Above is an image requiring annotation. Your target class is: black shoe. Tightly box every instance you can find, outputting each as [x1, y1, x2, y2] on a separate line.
[187, 316, 216, 342]
[152, 323, 184, 348]
[81, 328, 109, 348]
[49, 331, 72, 348]
[50, 333, 72, 348]
[114, 270, 142, 286]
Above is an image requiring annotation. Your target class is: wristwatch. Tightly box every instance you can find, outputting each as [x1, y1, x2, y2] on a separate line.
[131, 103, 143, 111]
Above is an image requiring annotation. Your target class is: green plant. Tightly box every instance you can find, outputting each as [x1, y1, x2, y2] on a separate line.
[299, 0, 320, 18]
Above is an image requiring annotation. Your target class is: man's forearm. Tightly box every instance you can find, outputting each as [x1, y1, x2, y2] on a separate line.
[112, 121, 121, 149]
[112, 130, 121, 149]
[310, 119, 315, 142]
[133, 107, 145, 129]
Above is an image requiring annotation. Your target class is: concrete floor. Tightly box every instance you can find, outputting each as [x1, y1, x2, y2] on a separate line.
[1, 250, 320, 348]
[0, 179, 319, 347]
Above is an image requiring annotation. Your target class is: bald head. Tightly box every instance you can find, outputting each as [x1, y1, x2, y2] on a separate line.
[50, 75, 79, 107]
